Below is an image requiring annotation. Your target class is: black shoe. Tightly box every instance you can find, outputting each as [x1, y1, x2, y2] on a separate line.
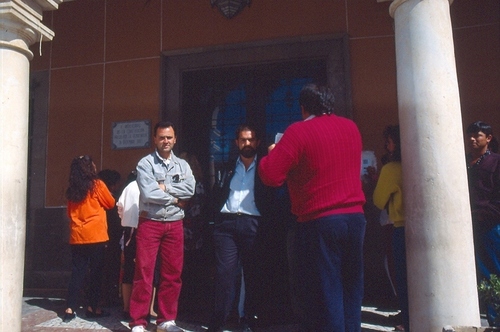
[390, 312, 403, 325]
[63, 312, 76, 322]
[239, 316, 255, 332]
[145, 313, 157, 323]
[241, 325, 253, 332]
[122, 311, 131, 321]
[85, 309, 111, 318]
[240, 322, 253, 332]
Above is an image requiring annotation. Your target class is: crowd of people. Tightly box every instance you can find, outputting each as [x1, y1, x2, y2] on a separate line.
[62, 82, 499, 332]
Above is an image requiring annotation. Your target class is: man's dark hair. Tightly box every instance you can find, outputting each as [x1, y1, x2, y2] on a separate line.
[235, 124, 259, 140]
[466, 121, 493, 136]
[384, 125, 401, 162]
[299, 83, 335, 116]
[154, 121, 176, 137]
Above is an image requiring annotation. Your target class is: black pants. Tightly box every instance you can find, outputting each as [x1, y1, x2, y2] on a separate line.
[66, 243, 106, 311]
[209, 214, 260, 330]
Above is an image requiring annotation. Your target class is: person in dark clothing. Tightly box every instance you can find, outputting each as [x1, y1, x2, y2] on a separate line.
[259, 84, 366, 332]
[466, 121, 500, 279]
[98, 169, 123, 308]
[466, 121, 500, 325]
[207, 124, 272, 332]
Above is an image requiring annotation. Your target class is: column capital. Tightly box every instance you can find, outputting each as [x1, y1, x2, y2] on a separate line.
[0, 0, 63, 59]
[389, 0, 454, 18]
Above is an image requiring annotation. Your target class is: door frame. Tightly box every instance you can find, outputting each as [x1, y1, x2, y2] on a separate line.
[161, 34, 352, 152]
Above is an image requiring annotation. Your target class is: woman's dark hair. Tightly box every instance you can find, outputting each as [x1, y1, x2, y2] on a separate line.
[98, 169, 121, 190]
[124, 170, 137, 187]
[299, 83, 335, 116]
[384, 125, 401, 162]
[66, 155, 97, 203]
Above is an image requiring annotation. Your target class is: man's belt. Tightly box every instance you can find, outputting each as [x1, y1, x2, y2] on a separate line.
[220, 212, 259, 218]
[139, 211, 181, 223]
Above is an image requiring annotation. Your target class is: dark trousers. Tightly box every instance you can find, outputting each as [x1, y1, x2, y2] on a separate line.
[393, 226, 410, 331]
[476, 224, 500, 280]
[210, 214, 260, 330]
[474, 224, 500, 326]
[294, 213, 366, 332]
[122, 227, 137, 284]
[66, 243, 106, 312]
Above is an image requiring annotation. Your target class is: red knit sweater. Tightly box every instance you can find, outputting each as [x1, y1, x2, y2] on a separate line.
[258, 114, 365, 222]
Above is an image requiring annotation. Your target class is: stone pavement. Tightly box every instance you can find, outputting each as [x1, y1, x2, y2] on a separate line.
[21, 297, 404, 332]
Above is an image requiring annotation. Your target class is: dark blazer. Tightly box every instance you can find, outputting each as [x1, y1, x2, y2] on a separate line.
[211, 156, 271, 219]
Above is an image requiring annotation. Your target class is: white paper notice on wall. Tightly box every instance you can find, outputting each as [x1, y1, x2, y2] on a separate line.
[361, 151, 377, 177]
[275, 133, 283, 143]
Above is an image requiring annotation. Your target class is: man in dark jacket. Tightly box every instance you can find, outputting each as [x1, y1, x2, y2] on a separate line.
[208, 124, 270, 332]
[466, 120, 500, 326]
[466, 121, 500, 280]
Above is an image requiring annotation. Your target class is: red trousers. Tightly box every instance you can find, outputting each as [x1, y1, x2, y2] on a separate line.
[129, 219, 184, 328]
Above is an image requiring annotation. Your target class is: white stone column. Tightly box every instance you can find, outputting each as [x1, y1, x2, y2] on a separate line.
[0, 1, 61, 331]
[389, 0, 480, 330]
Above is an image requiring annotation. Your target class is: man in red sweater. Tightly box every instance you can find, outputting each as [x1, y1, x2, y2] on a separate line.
[258, 83, 366, 332]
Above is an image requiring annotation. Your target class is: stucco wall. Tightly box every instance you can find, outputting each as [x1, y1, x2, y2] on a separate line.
[28, 0, 499, 207]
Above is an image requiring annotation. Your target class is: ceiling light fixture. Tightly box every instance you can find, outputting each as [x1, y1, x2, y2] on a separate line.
[211, 0, 251, 19]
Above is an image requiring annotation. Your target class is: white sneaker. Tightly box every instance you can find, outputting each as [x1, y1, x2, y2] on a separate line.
[131, 326, 147, 332]
[157, 320, 184, 332]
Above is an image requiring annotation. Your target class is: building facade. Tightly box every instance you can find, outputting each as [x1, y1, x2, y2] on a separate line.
[0, 0, 498, 330]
